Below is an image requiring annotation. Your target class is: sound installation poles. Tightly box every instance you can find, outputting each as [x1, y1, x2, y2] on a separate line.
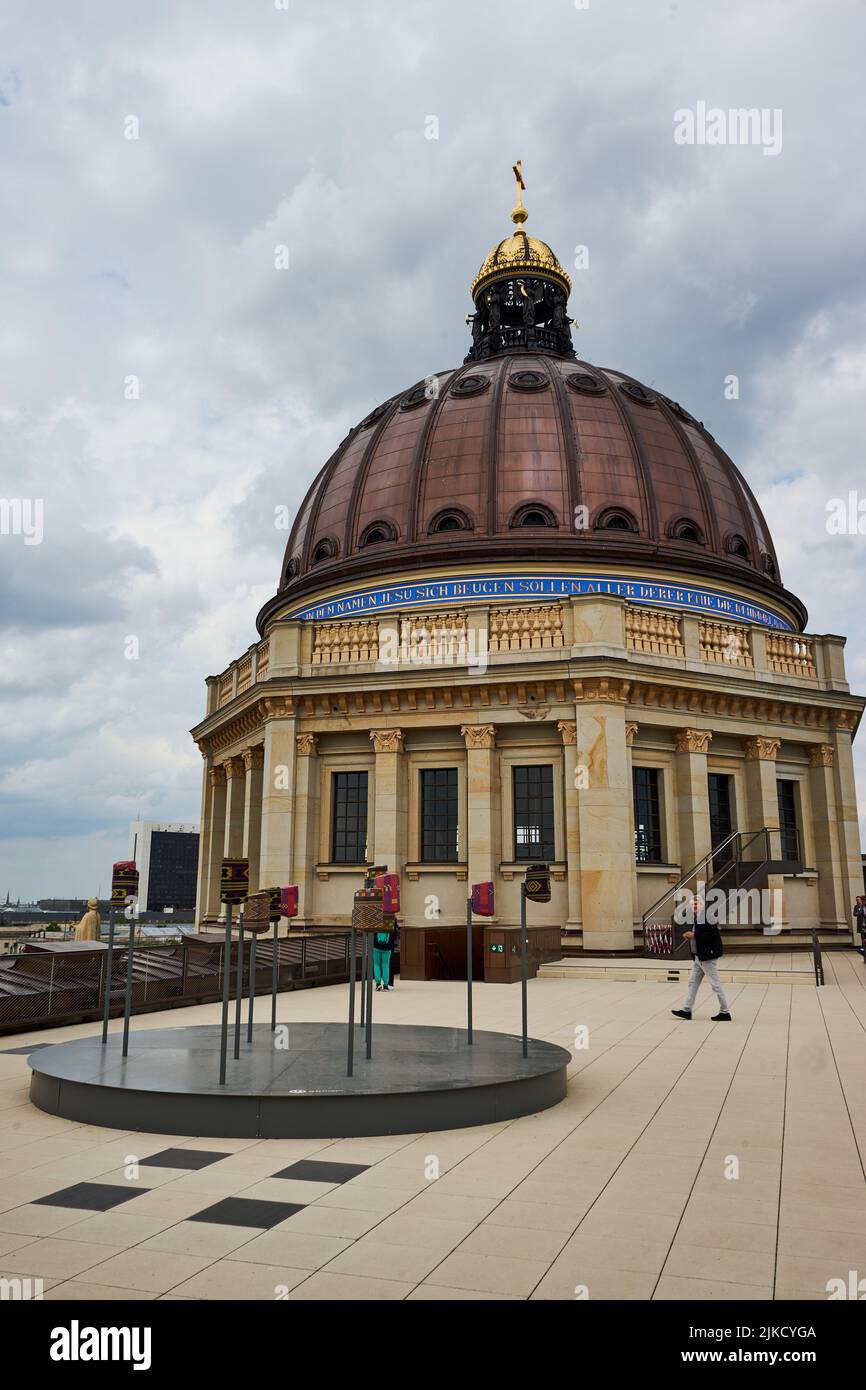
[101, 909, 115, 1044]
[246, 929, 257, 1044]
[466, 897, 473, 1045]
[233, 909, 245, 1060]
[365, 933, 374, 1060]
[520, 883, 528, 1060]
[121, 913, 136, 1059]
[271, 918, 279, 1033]
[219, 903, 233, 1085]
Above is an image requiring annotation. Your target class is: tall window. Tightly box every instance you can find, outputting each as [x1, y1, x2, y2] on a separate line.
[633, 767, 662, 863]
[776, 779, 800, 860]
[513, 765, 555, 861]
[331, 771, 368, 863]
[708, 773, 734, 850]
[420, 768, 459, 862]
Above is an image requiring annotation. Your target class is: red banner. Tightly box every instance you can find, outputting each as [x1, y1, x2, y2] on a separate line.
[471, 882, 495, 917]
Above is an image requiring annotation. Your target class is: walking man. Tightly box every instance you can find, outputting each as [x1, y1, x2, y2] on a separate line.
[672, 894, 732, 1021]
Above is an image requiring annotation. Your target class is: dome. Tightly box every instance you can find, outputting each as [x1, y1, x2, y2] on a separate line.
[257, 165, 805, 635]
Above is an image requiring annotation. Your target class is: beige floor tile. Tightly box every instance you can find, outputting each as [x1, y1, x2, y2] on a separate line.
[236, 1177, 339, 1205]
[324, 1238, 444, 1283]
[277, 1205, 382, 1239]
[663, 1242, 774, 1288]
[532, 1265, 657, 1300]
[457, 1222, 570, 1263]
[424, 1250, 547, 1297]
[315, 1185, 416, 1216]
[551, 1234, 669, 1277]
[287, 1271, 413, 1300]
[0, 1236, 120, 1280]
[140, 1221, 262, 1259]
[654, 1274, 773, 1300]
[233, 1228, 352, 1269]
[484, 1199, 585, 1233]
[675, 1214, 777, 1253]
[0, 1203, 93, 1237]
[171, 1260, 309, 1301]
[44, 1281, 159, 1301]
[81, 1248, 214, 1294]
[53, 1211, 183, 1246]
[0, 1230, 34, 1257]
[776, 1225, 866, 1264]
[408, 1285, 522, 1300]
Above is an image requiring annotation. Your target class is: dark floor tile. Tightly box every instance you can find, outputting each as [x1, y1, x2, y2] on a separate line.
[34, 1182, 147, 1212]
[140, 1148, 229, 1170]
[189, 1197, 304, 1229]
[271, 1159, 369, 1185]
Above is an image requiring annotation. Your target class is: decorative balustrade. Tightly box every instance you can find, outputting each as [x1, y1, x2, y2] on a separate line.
[217, 639, 271, 707]
[236, 651, 253, 695]
[767, 632, 816, 678]
[312, 619, 380, 665]
[699, 620, 753, 668]
[625, 606, 684, 657]
[488, 604, 564, 653]
[401, 611, 468, 665]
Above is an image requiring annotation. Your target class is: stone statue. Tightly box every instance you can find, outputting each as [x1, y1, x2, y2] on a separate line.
[74, 898, 101, 942]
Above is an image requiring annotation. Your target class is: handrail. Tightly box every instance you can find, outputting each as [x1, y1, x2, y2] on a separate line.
[641, 829, 743, 924]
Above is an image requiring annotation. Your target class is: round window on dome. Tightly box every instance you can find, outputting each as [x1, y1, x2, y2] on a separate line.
[596, 507, 638, 534]
[670, 518, 705, 545]
[428, 509, 473, 534]
[726, 534, 751, 561]
[510, 503, 558, 529]
[359, 521, 396, 547]
[311, 538, 338, 565]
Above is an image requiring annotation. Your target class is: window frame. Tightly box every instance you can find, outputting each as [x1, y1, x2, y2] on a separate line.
[512, 763, 556, 862]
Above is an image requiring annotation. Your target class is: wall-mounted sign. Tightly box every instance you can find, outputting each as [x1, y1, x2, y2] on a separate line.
[288, 571, 792, 631]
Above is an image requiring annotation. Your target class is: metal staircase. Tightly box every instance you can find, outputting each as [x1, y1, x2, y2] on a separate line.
[642, 827, 804, 955]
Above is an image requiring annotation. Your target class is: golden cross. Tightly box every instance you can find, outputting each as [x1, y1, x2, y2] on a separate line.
[512, 160, 525, 209]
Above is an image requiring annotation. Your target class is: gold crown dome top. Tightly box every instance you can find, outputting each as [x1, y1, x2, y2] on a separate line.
[470, 161, 572, 303]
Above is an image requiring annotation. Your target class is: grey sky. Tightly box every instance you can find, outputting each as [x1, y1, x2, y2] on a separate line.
[1, 0, 864, 898]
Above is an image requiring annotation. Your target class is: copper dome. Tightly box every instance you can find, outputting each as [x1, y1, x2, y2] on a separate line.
[258, 352, 804, 633]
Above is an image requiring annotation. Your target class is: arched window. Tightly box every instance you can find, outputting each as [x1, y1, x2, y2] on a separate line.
[595, 507, 639, 533]
[761, 552, 777, 579]
[359, 521, 395, 547]
[428, 509, 474, 534]
[311, 538, 338, 565]
[510, 503, 558, 529]
[726, 534, 751, 561]
[670, 518, 704, 544]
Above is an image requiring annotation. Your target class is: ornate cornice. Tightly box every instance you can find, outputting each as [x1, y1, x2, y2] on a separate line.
[296, 733, 319, 756]
[675, 728, 713, 755]
[370, 728, 404, 754]
[461, 723, 496, 749]
[743, 736, 781, 762]
[573, 678, 631, 703]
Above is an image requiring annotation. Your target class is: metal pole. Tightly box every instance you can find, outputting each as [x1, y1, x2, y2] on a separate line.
[233, 912, 245, 1059]
[347, 926, 356, 1077]
[365, 932, 374, 1060]
[520, 884, 528, 1060]
[360, 928, 367, 1027]
[247, 932, 257, 1043]
[271, 919, 279, 1032]
[219, 904, 232, 1085]
[101, 909, 115, 1044]
[466, 897, 473, 1045]
[121, 917, 135, 1059]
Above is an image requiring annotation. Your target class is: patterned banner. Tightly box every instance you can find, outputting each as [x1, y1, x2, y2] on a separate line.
[281, 885, 299, 919]
[471, 882, 495, 917]
[352, 887, 384, 932]
[374, 873, 400, 915]
[524, 863, 551, 904]
[220, 858, 249, 904]
[111, 861, 139, 906]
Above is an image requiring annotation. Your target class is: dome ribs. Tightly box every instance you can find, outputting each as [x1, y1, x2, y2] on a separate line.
[484, 359, 507, 536]
[599, 368, 661, 541]
[653, 394, 721, 553]
[544, 359, 581, 527]
[346, 391, 421, 554]
[407, 370, 459, 544]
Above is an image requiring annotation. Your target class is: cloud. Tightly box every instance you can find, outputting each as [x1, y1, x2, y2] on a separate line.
[0, 0, 864, 896]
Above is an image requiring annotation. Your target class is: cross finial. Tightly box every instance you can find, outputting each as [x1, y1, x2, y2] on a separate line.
[511, 160, 528, 226]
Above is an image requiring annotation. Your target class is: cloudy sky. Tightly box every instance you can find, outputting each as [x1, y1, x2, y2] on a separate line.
[1, 0, 864, 900]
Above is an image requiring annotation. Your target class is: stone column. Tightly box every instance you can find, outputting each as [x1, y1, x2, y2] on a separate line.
[807, 744, 846, 927]
[222, 756, 246, 859]
[674, 728, 713, 872]
[258, 709, 298, 890]
[830, 720, 864, 935]
[292, 733, 320, 925]
[557, 720, 581, 929]
[461, 724, 500, 914]
[202, 764, 227, 924]
[742, 735, 784, 925]
[573, 680, 634, 951]
[242, 745, 265, 893]
[625, 721, 639, 928]
[370, 729, 406, 876]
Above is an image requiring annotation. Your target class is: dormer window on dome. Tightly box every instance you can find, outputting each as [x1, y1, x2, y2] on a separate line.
[428, 509, 473, 534]
[311, 538, 338, 565]
[596, 507, 639, 533]
[726, 534, 751, 561]
[465, 161, 576, 365]
[510, 503, 558, 529]
[359, 521, 396, 547]
[670, 518, 705, 544]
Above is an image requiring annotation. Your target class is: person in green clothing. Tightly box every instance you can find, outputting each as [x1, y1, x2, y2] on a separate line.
[373, 921, 396, 991]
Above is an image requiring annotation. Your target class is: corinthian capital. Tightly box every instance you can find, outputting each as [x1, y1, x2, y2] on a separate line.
[675, 728, 713, 755]
[808, 743, 834, 767]
[461, 723, 496, 750]
[743, 736, 781, 761]
[556, 720, 577, 746]
[296, 733, 319, 757]
[370, 728, 404, 754]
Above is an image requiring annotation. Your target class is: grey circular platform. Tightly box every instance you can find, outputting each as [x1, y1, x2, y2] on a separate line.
[28, 1023, 571, 1138]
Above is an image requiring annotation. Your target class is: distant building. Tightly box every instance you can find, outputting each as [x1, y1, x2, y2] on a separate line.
[128, 822, 199, 913]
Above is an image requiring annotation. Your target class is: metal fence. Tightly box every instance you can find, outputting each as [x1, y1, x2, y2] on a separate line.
[0, 932, 381, 1035]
